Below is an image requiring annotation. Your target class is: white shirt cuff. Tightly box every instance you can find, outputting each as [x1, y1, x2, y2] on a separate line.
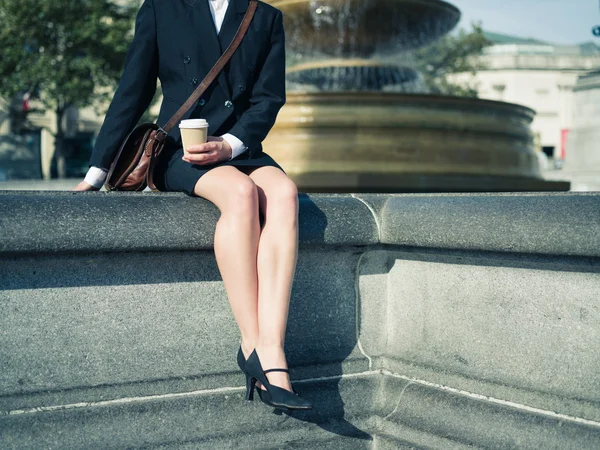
[84, 166, 108, 189]
[222, 133, 248, 160]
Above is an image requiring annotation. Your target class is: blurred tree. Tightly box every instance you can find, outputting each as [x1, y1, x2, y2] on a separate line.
[0, 0, 139, 178]
[411, 22, 491, 97]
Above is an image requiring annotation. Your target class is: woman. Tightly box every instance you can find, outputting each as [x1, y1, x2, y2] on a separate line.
[74, 0, 311, 410]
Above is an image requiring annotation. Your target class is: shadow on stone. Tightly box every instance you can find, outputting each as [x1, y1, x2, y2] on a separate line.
[280, 409, 373, 442]
[286, 195, 374, 442]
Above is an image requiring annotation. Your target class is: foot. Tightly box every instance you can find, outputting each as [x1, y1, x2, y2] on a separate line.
[255, 345, 293, 392]
[244, 348, 312, 410]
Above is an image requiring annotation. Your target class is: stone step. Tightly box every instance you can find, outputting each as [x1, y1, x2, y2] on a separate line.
[4, 373, 600, 449]
[1, 376, 378, 449]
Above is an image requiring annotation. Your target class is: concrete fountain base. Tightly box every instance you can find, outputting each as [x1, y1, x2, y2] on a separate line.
[264, 92, 570, 192]
[290, 171, 568, 193]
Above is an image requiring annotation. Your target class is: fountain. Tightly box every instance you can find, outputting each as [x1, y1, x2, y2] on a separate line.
[262, 0, 570, 192]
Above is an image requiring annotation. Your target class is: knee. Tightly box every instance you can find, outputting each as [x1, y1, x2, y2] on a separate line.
[226, 177, 259, 216]
[270, 179, 299, 220]
[280, 179, 299, 207]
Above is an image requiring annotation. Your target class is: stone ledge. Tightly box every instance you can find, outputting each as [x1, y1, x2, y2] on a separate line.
[0, 192, 379, 255]
[2, 191, 599, 257]
[374, 191, 600, 257]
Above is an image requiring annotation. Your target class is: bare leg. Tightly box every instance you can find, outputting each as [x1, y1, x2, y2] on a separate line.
[193, 166, 261, 358]
[246, 166, 300, 392]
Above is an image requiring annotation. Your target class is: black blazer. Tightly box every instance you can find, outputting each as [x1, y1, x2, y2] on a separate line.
[89, 0, 286, 170]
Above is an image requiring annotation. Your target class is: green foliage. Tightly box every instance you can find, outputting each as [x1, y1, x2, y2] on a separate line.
[411, 22, 492, 97]
[0, 0, 138, 118]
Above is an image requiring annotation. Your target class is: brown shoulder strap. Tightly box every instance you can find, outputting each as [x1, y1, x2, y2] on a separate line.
[161, 0, 259, 134]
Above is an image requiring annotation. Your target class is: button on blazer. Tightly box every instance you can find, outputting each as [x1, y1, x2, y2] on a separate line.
[90, 0, 286, 170]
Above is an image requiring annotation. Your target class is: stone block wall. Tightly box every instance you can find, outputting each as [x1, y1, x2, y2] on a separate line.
[1, 191, 599, 448]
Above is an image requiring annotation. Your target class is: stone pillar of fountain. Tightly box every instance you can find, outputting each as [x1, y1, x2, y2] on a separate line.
[560, 70, 600, 191]
[262, 0, 570, 192]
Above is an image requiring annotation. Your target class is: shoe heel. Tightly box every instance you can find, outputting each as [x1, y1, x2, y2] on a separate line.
[245, 374, 256, 401]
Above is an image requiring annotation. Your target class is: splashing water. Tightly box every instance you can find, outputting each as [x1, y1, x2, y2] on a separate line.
[276, 0, 460, 92]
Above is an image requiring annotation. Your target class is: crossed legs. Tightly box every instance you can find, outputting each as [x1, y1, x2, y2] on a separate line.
[193, 165, 299, 391]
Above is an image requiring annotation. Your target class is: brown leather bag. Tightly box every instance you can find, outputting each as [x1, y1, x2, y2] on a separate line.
[105, 0, 258, 191]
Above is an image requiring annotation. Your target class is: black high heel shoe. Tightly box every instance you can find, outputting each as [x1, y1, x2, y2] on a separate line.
[238, 346, 262, 402]
[237, 346, 255, 401]
[237, 346, 247, 374]
[244, 349, 312, 410]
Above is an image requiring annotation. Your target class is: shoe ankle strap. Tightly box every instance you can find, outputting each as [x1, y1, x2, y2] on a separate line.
[263, 368, 289, 374]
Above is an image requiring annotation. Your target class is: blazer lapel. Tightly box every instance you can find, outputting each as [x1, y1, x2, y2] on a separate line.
[184, 0, 233, 100]
[217, 0, 249, 98]
[217, 0, 248, 52]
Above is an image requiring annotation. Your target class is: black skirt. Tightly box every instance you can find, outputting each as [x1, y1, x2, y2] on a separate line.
[153, 145, 285, 196]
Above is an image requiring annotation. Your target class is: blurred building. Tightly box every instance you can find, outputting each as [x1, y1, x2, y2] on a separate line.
[465, 32, 600, 166]
[1, 101, 104, 180]
[0, 93, 161, 181]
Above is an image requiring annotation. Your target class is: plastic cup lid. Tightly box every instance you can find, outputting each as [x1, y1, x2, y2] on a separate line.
[179, 119, 209, 128]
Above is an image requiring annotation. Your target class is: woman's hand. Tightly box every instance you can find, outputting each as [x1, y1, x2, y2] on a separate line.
[182, 136, 233, 165]
[73, 181, 100, 191]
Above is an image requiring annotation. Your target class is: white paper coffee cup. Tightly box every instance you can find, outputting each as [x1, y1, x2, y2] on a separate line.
[179, 119, 209, 156]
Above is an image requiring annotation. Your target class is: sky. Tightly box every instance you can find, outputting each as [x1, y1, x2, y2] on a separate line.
[451, 0, 600, 45]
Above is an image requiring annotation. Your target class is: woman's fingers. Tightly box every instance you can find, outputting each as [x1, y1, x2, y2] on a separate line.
[183, 149, 219, 164]
[185, 141, 220, 154]
[183, 137, 225, 164]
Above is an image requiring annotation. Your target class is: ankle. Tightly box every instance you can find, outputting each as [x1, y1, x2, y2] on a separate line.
[240, 338, 257, 357]
[256, 337, 285, 351]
